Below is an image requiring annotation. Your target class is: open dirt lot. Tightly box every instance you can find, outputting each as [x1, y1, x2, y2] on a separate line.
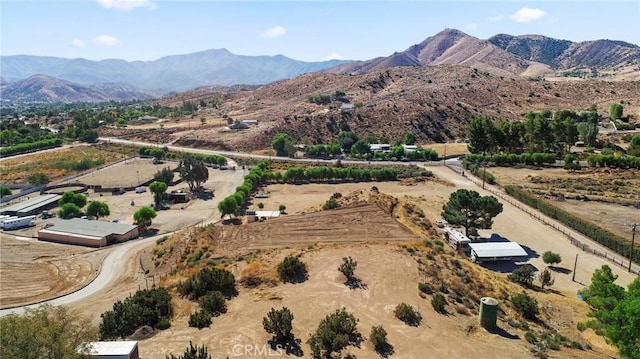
[79, 158, 177, 188]
[489, 166, 640, 240]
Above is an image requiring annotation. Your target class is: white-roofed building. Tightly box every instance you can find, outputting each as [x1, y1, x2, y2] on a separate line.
[468, 241, 528, 263]
[81, 341, 139, 359]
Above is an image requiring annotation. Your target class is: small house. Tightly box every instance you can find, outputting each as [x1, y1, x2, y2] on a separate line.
[81, 341, 140, 359]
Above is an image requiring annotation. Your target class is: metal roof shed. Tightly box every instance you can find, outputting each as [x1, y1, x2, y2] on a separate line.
[0, 194, 61, 216]
[468, 242, 528, 263]
[82, 341, 139, 359]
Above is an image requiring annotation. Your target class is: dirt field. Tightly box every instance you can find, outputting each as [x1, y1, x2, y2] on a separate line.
[79, 158, 177, 188]
[489, 166, 640, 240]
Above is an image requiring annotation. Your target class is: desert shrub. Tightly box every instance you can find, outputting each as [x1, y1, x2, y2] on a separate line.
[99, 287, 172, 339]
[323, 198, 340, 210]
[262, 307, 294, 342]
[338, 256, 357, 280]
[156, 318, 171, 330]
[394, 303, 420, 325]
[277, 256, 308, 283]
[307, 308, 360, 358]
[369, 325, 389, 352]
[188, 309, 212, 329]
[156, 236, 168, 245]
[431, 293, 447, 313]
[166, 341, 212, 359]
[199, 291, 226, 316]
[418, 283, 434, 294]
[525, 331, 538, 344]
[177, 267, 236, 299]
[508, 265, 536, 287]
[512, 293, 539, 320]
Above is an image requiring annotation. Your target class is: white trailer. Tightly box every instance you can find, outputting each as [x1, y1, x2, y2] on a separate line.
[0, 216, 19, 229]
[2, 216, 36, 230]
[442, 226, 471, 254]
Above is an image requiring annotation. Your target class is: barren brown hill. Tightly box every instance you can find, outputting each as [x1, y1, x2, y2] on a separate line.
[328, 29, 530, 78]
[149, 64, 640, 152]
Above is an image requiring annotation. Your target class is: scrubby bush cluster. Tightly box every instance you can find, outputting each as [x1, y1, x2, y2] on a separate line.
[99, 288, 172, 339]
[277, 256, 308, 283]
[177, 267, 236, 299]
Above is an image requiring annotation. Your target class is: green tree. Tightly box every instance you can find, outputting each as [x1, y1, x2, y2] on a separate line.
[0, 304, 98, 359]
[217, 196, 239, 218]
[542, 251, 562, 266]
[178, 155, 209, 191]
[441, 189, 503, 237]
[538, 267, 555, 289]
[153, 167, 174, 185]
[0, 185, 12, 197]
[508, 265, 536, 287]
[404, 131, 416, 145]
[58, 203, 82, 219]
[277, 256, 308, 283]
[59, 191, 87, 208]
[350, 140, 371, 156]
[133, 206, 157, 230]
[610, 103, 624, 120]
[27, 172, 50, 186]
[578, 265, 625, 311]
[271, 133, 294, 157]
[338, 256, 357, 281]
[467, 116, 496, 154]
[512, 292, 539, 320]
[149, 181, 168, 208]
[166, 341, 212, 359]
[262, 307, 294, 342]
[627, 134, 640, 157]
[307, 308, 360, 358]
[601, 277, 640, 359]
[85, 200, 110, 219]
[278, 204, 286, 213]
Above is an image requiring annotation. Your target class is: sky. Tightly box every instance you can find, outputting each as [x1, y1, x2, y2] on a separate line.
[1, 0, 639, 62]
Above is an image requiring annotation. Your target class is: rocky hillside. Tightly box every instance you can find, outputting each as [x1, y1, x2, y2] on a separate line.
[153, 64, 640, 152]
[489, 33, 640, 70]
[0, 75, 156, 103]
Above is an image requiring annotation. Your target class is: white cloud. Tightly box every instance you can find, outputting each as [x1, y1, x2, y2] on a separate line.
[324, 52, 344, 61]
[93, 35, 120, 46]
[71, 39, 86, 48]
[488, 15, 503, 22]
[509, 8, 546, 23]
[97, 0, 156, 11]
[260, 26, 286, 39]
[465, 23, 478, 31]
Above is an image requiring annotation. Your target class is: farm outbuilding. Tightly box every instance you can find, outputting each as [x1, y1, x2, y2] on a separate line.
[0, 194, 61, 216]
[468, 241, 528, 263]
[81, 341, 140, 359]
[38, 218, 139, 247]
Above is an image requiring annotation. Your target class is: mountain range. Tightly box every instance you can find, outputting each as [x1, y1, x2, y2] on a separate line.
[1, 29, 638, 103]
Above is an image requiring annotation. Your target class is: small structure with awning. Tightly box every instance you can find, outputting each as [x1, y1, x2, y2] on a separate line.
[468, 241, 528, 263]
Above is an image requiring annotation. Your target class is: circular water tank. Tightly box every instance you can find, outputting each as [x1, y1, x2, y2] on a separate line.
[479, 297, 499, 329]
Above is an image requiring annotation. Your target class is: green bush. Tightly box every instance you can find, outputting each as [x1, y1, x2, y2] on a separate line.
[431, 293, 447, 313]
[156, 318, 171, 330]
[418, 283, 434, 294]
[188, 309, 212, 329]
[394, 302, 420, 325]
[307, 308, 359, 358]
[199, 291, 226, 316]
[508, 265, 536, 287]
[511, 293, 539, 320]
[369, 325, 389, 352]
[177, 267, 236, 299]
[277, 256, 308, 283]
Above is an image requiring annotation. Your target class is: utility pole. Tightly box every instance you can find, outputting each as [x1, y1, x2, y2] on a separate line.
[628, 223, 637, 273]
[572, 254, 578, 282]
